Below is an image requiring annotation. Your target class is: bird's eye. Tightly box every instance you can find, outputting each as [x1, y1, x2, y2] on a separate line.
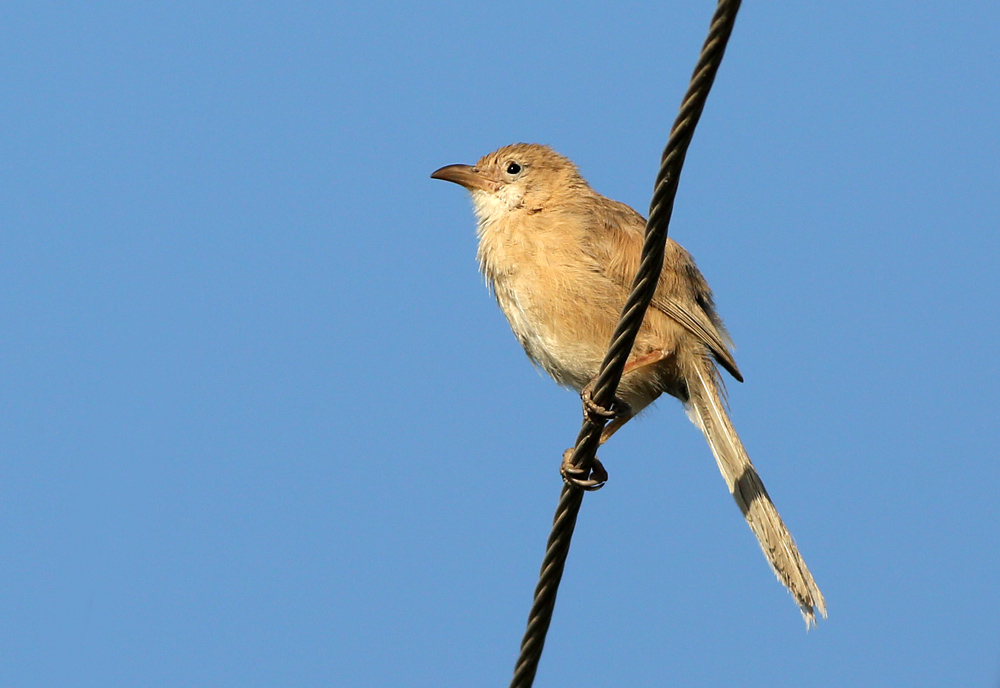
[506, 162, 522, 175]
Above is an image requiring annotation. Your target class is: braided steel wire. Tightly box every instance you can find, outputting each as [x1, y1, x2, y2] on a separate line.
[509, 2, 743, 686]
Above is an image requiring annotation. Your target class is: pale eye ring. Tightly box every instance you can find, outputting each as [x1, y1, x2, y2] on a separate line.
[506, 162, 522, 175]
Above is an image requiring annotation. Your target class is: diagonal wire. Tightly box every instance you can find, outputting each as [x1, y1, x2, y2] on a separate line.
[509, 1, 743, 686]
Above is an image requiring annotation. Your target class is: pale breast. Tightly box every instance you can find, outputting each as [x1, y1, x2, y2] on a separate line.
[476, 211, 617, 391]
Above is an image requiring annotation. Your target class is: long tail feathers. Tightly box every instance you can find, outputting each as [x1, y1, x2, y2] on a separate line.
[688, 362, 827, 627]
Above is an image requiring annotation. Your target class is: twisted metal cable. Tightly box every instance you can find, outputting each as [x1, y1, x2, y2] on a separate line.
[509, 2, 743, 686]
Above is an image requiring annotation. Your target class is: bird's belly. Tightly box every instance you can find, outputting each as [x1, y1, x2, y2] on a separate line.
[493, 279, 609, 392]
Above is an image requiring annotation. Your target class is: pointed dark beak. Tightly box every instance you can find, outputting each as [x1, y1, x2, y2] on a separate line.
[430, 164, 494, 192]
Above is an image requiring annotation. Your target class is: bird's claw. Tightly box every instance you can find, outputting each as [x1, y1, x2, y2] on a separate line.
[560, 449, 608, 491]
[581, 382, 631, 424]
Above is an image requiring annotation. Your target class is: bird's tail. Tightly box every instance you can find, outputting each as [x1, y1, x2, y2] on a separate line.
[686, 358, 826, 627]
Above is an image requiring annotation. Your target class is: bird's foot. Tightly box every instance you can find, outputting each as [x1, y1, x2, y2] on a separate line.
[581, 382, 632, 425]
[560, 448, 608, 491]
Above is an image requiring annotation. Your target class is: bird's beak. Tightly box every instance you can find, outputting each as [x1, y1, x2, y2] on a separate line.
[430, 164, 494, 193]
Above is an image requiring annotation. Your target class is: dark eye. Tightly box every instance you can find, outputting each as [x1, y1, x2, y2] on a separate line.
[506, 162, 522, 175]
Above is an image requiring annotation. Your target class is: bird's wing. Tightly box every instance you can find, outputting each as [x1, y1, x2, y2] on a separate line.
[583, 200, 743, 382]
[650, 293, 742, 382]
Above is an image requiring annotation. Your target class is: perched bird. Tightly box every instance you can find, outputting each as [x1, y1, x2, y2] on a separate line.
[431, 143, 825, 625]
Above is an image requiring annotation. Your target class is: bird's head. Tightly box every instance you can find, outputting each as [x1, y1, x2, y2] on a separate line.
[431, 143, 588, 224]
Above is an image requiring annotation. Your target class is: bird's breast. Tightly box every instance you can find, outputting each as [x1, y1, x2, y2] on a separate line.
[476, 214, 617, 390]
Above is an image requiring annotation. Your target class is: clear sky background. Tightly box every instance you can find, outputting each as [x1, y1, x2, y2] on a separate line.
[1, 2, 998, 686]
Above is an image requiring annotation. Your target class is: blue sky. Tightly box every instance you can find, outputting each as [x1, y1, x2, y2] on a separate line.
[1, 2, 998, 686]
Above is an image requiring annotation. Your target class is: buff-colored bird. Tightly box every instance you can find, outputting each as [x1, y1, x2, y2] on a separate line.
[432, 143, 825, 626]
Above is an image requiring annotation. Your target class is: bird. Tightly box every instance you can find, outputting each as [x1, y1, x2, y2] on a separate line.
[431, 143, 826, 626]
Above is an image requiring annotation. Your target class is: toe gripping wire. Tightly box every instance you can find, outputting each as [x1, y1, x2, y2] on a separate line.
[508, 2, 743, 686]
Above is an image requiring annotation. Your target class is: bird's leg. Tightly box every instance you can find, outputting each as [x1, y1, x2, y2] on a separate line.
[563, 351, 668, 489]
[580, 351, 666, 428]
[622, 350, 669, 375]
[597, 350, 669, 444]
[599, 413, 634, 445]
